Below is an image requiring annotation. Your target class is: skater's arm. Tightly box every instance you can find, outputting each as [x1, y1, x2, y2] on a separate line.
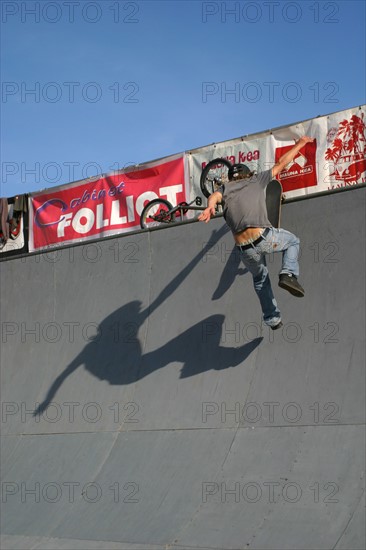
[272, 136, 314, 178]
[198, 191, 223, 223]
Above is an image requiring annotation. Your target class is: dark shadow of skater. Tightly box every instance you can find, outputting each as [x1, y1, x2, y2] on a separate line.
[212, 245, 248, 300]
[34, 225, 260, 415]
[34, 310, 262, 415]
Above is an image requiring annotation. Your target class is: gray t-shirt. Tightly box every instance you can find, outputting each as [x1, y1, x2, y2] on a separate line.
[218, 169, 272, 234]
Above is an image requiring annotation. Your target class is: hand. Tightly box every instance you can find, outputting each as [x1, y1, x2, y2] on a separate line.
[296, 136, 314, 145]
[198, 206, 216, 223]
[273, 136, 315, 178]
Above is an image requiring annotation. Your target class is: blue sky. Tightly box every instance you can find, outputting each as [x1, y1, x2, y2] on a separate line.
[1, 0, 365, 197]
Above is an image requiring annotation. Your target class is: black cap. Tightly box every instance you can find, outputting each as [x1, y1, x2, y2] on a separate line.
[228, 163, 252, 180]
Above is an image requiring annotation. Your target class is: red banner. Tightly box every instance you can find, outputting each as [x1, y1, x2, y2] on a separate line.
[29, 157, 186, 251]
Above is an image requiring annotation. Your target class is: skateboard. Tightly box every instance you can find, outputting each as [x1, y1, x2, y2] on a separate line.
[266, 179, 283, 228]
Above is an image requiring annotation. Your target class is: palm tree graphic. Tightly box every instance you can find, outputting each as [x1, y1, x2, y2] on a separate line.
[325, 113, 366, 183]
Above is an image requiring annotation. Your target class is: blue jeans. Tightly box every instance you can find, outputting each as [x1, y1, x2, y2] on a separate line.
[239, 228, 300, 327]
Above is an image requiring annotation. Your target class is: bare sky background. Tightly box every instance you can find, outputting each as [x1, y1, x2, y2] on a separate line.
[1, 0, 365, 197]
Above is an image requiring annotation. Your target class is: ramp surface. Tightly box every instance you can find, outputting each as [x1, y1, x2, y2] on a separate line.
[1, 187, 365, 550]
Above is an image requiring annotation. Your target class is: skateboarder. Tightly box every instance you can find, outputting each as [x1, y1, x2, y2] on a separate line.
[198, 136, 314, 330]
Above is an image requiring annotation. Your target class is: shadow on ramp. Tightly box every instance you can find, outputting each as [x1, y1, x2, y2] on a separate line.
[212, 245, 248, 300]
[34, 306, 262, 415]
[33, 223, 259, 416]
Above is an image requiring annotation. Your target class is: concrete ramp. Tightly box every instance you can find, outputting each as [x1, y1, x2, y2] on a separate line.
[1, 187, 365, 550]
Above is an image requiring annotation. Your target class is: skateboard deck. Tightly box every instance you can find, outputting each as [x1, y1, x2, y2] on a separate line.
[266, 179, 283, 228]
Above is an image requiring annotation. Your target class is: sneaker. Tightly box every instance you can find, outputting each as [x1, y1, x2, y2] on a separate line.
[278, 273, 305, 297]
[270, 320, 283, 331]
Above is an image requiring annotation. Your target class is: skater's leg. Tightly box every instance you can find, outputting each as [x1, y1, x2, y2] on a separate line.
[240, 248, 281, 328]
[261, 228, 305, 297]
[262, 228, 300, 276]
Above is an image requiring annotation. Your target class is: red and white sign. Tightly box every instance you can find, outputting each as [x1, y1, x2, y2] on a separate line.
[29, 156, 186, 251]
[275, 140, 318, 192]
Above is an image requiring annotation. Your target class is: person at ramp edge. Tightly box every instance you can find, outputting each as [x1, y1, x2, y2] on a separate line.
[198, 136, 314, 330]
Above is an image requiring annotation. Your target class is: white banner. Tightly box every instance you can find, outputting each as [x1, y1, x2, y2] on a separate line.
[187, 106, 366, 201]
